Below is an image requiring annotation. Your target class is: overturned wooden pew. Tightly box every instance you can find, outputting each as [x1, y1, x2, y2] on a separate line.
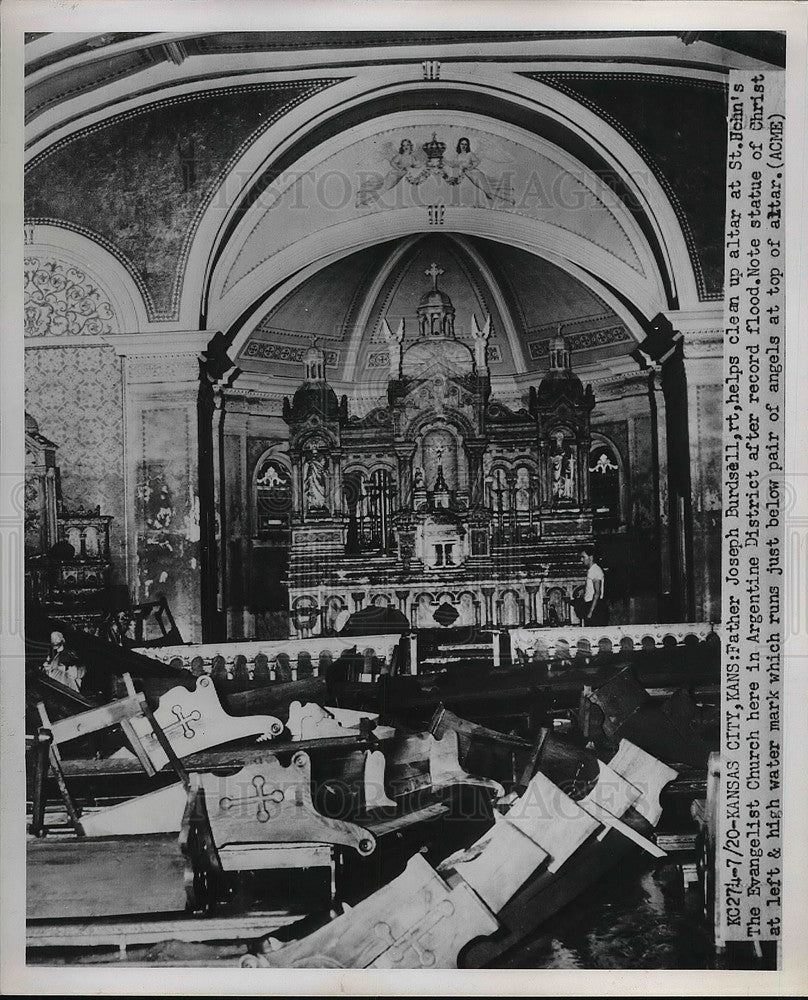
[579, 665, 713, 768]
[241, 738, 676, 969]
[242, 853, 499, 969]
[457, 740, 676, 967]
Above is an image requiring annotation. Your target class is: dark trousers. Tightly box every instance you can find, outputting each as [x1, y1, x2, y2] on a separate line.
[575, 599, 609, 626]
[585, 603, 609, 627]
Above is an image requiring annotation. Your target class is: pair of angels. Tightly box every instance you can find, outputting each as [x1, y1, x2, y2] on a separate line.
[356, 136, 515, 208]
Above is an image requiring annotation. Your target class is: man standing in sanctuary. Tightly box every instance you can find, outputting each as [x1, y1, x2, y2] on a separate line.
[577, 545, 608, 626]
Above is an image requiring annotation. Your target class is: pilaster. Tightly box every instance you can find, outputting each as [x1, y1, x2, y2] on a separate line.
[111, 331, 209, 643]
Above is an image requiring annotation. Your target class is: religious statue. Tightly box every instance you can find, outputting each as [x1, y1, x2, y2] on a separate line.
[471, 312, 491, 373]
[303, 441, 328, 511]
[413, 466, 425, 490]
[381, 317, 405, 378]
[550, 432, 576, 502]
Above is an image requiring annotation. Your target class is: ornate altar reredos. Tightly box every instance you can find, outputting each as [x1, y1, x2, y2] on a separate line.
[284, 265, 595, 635]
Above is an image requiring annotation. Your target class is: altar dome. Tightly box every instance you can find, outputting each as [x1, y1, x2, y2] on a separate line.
[536, 335, 590, 407]
[416, 263, 456, 339]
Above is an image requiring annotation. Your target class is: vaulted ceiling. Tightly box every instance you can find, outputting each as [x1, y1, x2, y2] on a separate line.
[236, 233, 633, 383]
[24, 30, 785, 388]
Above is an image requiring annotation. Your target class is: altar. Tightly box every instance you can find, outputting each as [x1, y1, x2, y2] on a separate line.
[284, 265, 596, 636]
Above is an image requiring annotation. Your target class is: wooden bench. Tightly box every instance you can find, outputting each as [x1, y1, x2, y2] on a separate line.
[27, 834, 186, 921]
[179, 751, 377, 914]
[35, 672, 187, 836]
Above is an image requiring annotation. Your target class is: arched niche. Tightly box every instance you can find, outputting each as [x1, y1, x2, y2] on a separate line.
[253, 449, 292, 533]
[588, 435, 626, 527]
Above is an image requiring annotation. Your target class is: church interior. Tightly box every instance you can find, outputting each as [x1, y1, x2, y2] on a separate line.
[18, 29, 786, 972]
[23, 30, 785, 645]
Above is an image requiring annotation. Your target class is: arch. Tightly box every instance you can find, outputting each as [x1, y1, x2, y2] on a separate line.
[27, 67, 708, 333]
[24, 222, 149, 333]
[185, 74, 701, 325]
[220, 214, 659, 361]
[338, 232, 528, 380]
[543, 585, 571, 626]
[344, 466, 396, 553]
[205, 104, 668, 309]
[589, 433, 626, 524]
[226, 229, 651, 387]
[253, 449, 293, 532]
[323, 594, 347, 633]
[487, 466, 511, 511]
[499, 588, 522, 627]
[404, 408, 478, 451]
[341, 457, 397, 477]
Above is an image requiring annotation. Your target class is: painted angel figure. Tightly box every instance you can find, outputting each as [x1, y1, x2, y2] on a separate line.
[355, 138, 425, 207]
[444, 137, 515, 205]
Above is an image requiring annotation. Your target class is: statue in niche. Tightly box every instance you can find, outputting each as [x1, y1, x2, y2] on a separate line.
[303, 441, 328, 511]
[413, 467, 425, 490]
[550, 431, 576, 502]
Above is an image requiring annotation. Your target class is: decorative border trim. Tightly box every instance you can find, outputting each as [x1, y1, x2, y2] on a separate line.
[242, 339, 341, 367]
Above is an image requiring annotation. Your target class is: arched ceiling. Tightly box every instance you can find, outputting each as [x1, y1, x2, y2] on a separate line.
[23, 30, 785, 332]
[235, 233, 634, 383]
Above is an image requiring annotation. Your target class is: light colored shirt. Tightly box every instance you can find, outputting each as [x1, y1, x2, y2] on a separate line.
[44, 657, 85, 691]
[584, 562, 605, 602]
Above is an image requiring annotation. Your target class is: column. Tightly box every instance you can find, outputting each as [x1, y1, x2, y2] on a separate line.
[221, 400, 251, 640]
[466, 441, 487, 510]
[525, 584, 540, 626]
[481, 585, 495, 627]
[114, 331, 210, 643]
[395, 444, 416, 510]
[680, 331, 723, 622]
[408, 630, 419, 675]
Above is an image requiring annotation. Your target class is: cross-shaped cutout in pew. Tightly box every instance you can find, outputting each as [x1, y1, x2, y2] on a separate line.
[35, 672, 188, 836]
[167, 704, 202, 739]
[219, 774, 285, 823]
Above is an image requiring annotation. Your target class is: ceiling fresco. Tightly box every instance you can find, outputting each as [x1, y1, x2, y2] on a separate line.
[531, 72, 729, 299]
[24, 80, 340, 318]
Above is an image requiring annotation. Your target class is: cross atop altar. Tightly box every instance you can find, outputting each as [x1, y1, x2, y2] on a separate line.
[425, 263, 444, 289]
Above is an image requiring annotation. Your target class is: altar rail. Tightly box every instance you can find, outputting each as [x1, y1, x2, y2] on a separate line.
[510, 623, 720, 663]
[133, 633, 407, 683]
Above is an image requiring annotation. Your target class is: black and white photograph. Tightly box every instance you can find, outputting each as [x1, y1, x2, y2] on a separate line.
[1, 4, 805, 993]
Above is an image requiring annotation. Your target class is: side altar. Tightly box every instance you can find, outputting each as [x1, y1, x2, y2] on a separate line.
[284, 265, 595, 636]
